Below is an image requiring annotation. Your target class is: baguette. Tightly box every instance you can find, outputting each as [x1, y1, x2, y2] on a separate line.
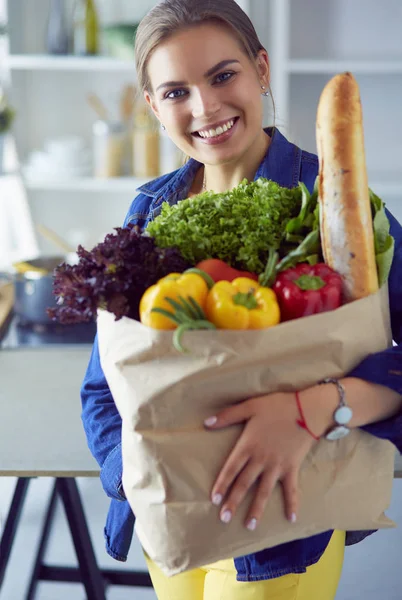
[316, 72, 378, 301]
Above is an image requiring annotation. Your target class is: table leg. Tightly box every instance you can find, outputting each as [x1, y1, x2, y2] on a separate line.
[54, 478, 107, 600]
[25, 481, 58, 600]
[0, 478, 31, 588]
[2, 476, 152, 597]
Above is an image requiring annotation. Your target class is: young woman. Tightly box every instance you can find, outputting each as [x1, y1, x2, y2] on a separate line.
[81, 1, 402, 598]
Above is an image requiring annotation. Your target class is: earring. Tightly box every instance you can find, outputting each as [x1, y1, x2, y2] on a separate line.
[161, 124, 166, 130]
[260, 85, 270, 97]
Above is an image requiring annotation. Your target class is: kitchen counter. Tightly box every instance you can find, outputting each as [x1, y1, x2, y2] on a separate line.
[0, 346, 99, 476]
[0, 343, 401, 477]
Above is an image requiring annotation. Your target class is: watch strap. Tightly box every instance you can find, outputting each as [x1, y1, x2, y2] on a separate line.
[319, 378, 353, 441]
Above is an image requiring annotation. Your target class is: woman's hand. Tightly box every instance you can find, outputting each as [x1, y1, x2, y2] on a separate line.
[204, 392, 316, 530]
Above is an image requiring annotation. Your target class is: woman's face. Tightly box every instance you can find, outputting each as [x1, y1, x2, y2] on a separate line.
[144, 23, 269, 167]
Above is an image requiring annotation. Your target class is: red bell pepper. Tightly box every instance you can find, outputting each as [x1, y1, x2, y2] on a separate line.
[273, 263, 343, 321]
[196, 258, 259, 283]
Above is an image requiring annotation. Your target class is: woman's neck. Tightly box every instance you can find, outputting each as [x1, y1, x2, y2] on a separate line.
[203, 129, 271, 194]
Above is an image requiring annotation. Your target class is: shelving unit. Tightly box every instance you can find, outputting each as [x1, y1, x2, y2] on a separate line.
[3, 0, 165, 256]
[266, 0, 402, 218]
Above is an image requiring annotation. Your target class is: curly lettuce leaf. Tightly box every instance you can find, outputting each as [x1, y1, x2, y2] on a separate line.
[147, 178, 303, 273]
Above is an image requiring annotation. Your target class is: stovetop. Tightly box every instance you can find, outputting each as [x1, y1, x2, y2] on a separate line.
[0, 314, 96, 349]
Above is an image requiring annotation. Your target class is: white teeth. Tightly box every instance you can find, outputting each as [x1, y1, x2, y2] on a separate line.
[198, 119, 235, 139]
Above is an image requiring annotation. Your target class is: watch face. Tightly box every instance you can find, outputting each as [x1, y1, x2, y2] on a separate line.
[326, 426, 350, 441]
[335, 406, 353, 425]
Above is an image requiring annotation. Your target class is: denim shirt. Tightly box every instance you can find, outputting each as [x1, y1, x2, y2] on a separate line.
[81, 127, 402, 581]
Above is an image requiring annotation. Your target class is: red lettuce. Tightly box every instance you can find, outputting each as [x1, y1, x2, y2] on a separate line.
[48, 224, 191, 323]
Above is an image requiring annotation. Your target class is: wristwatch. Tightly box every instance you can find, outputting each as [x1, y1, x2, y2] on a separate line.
[319, 378, 353, 441]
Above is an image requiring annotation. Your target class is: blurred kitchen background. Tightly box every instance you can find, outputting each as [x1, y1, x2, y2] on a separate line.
[0, 0, 401, 267]
[0, 0, 401, 599]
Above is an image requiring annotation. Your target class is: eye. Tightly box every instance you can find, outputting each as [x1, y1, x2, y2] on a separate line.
[214, 71, 235, 84]
[165, 89, 188, 100]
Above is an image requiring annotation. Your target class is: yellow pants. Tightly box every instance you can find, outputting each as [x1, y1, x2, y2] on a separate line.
[144, 530, 345, 600]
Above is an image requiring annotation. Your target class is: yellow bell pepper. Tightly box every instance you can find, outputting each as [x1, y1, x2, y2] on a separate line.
[139, 271, 210, 329]
[205, 277, 280, 329]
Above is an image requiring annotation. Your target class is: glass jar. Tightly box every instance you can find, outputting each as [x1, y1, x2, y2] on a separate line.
[92, 120, 126, 178]
[132, 107, 160, 178]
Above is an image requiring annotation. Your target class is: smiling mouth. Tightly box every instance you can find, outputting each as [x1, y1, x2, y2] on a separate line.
[192, 117, 239, 139]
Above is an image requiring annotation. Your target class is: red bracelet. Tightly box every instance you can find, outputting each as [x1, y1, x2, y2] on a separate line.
[295, 391, 320, 441]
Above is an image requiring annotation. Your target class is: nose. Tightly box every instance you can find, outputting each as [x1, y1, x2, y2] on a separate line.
[191, 87, 221, 120]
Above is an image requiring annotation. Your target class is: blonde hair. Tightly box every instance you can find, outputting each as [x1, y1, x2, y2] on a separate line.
[134, 0, 275, 108]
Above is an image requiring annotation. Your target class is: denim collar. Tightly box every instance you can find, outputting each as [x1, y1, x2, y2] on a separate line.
[136, 126, 302, 206]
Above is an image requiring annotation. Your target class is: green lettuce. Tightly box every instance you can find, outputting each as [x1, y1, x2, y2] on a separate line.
[370, 189, 395, 286]
[146, 178, 303, 273]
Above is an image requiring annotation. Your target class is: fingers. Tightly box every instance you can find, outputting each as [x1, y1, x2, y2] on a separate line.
[205, 395, 302, 530]
[243, 469, 281, 530]
[281, 470, 299, 524]
[215, 466, 300, 530]
[211, 448, 250, 510]
[216, 460, 263, 525]
[204, 399, 254, 429]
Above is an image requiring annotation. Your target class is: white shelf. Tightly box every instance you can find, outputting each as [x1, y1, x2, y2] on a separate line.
[23, 177, 149, 193]
[21, 176, 401, 198]
[6, 54, 135, 72]
[287, 59, 402, 74]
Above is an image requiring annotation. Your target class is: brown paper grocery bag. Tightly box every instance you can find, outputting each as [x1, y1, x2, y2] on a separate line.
[98, 285, 396, 576]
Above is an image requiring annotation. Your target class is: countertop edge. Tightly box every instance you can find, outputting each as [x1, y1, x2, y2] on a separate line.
[0, 470, 100, 477]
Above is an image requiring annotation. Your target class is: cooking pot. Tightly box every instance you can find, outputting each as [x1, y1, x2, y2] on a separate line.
[13, 255, 66, 325]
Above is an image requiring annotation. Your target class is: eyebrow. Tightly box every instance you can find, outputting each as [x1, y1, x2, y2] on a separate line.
[155, 59, 241, 92]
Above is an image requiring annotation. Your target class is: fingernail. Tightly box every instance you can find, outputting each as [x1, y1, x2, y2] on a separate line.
[247, 518, 257, 531]
[204, 416, 217, 427]
[212, 493, 222, 506]
[290, 513, 297, 524]
[221, 509, 232, 524]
